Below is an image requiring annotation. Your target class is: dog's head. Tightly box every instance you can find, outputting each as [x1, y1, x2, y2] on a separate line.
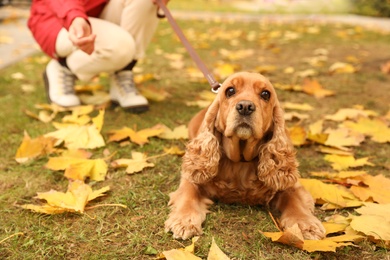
[183, 72, 299, 190]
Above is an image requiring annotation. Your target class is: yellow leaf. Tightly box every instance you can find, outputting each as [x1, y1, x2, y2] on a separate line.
[325, 108, 377, 121]
[322, 222, 348, 235]
[45, 125, 105, 149]
[24, 109, 56, 123]
[108, 126, 164, 146]
[139, 86, 170, 102]
[111, 152, 154, 174]
[15, 132, 56, 163]
[255, 65, 277, 74]
[158, 125, 189, 140]
[349, 175, 390, 204]
[350, 215, 390, 244]
[324, 128, 365, 150]
[219, 48, 254, 61]
[162, 249, 201, 260]
[273, 83, 302, 92]
[288, 125, 306, 146]
[134, 73, 157, 84]
[163, 146, 185, 156]
[283, 102, 314, 111]
[213, 63, 240, 79]
[302, 240, 354, 253]
[329, 62, 356, 74]
[207, 238, 230, 260]
[302, 79, 334, 98]
[343, 117, 390, 143]
[283, 112, 309, 121]
[316, 146, 353, 156]
[46, 157, 108, 181]
[19, 204, 67, 214]
[300, 178, 358, 207]
[324, 154, 374, 171]
[92, 109, 105, 132]
[262, 224, 304, 249]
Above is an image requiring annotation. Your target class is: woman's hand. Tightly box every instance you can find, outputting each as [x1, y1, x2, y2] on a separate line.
[68, 17, 96, 55]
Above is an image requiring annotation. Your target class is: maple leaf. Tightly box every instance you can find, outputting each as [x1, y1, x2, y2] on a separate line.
[300, 178, 361, 208]
[284, 112, 309, 121]
[282, 102, 314, 111]
[288, 125, 307, 146]
[349, 174, 390, 204]
[163, 146, 185, 156]
[343, 117, 390, 143]
[45, 124, 105, 150]
[161, 237, 200, 260]
[20, 181, 110, 214]
[324, 127, 365, 150]
[207, 238, 230, 260]
[316, 146, 353, 156]
[273, 83, 302, 92]
[107, 126, 164, 146]
[158, 124, 189, 140]
[325, 107, 377, 121]
[139, 85, 170, 102]
[79, 90, 111, 105]
[324, 154, 374, 171]
[350, 214, 390, 248]
[46, 156, 108, 181]
[261, 224, 355, 252]
[213, 62, 241, 79]
[15, 131, 57, 163]
[24, 109, 57, 123]
[111, 151, 154, 174]
[329, 62, 356, 74]
[302, 78, 334, 98]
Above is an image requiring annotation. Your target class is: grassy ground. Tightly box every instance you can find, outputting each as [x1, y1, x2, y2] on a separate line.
[1, 12, 390, 260]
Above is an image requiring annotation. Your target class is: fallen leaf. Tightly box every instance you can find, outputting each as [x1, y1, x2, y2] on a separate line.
[20, 181, 110, 214]
[343, 117, 390, 143]
[324, 128, 365, 150]
[302, 78, 334, 98]
[288, 125, 307, 146]
[325, 107, 377, 121]
[111, 151, 154, 174]
[300, 178, 360, 208]
[15, 132, 57, 163]
[158, 125, 189, 140]
[107, 126, 164, 146]
[283, 102, 314, 111]
[46, 157, 108, 181]
[207, 238, 230, 260]
[324, 154, 374, 171]
[329, 62, 356, 74]
[45, 125, 105, 150]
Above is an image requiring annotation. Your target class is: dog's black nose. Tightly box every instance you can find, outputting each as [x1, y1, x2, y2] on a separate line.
[236, 100, 256, 116]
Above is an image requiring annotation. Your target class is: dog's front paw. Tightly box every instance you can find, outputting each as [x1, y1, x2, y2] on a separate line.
[165, 212, 204, 240]
[281, 214, 326, 240]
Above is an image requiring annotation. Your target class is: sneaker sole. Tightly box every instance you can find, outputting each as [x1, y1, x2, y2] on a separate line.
[110, 101, 149, 113]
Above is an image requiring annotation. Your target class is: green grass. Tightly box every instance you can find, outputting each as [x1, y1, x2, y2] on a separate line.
[1, 17, 390, 259]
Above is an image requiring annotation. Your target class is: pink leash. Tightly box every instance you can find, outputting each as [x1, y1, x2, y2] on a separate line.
[155, 0, 221, 93]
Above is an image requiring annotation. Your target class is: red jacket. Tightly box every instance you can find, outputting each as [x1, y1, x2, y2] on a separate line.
[28, 0, 108, 58]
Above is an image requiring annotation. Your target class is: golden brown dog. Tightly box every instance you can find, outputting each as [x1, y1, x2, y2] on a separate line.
[165, 72, 325, 240]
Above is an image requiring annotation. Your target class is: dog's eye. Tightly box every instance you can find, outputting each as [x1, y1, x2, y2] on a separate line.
[225, 87, 236, 98]
[260, 90, 271, 101]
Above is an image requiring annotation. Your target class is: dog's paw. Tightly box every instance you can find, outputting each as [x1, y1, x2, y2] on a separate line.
[165, 212, 204, 240]
[281, 214, 326, 240]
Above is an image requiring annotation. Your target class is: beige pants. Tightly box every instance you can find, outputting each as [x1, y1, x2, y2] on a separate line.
[55, 0, 160, 81]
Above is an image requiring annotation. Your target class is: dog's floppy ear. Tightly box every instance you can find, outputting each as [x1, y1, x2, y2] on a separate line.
[257, 100, 299, 191]
[182, 97, 221, 184]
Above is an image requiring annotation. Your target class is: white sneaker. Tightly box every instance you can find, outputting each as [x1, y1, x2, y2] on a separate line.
[109, 70, 149, 113]
[43, 60, 80, 107]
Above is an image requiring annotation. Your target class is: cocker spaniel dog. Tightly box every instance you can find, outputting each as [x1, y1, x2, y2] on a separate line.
[165, 72, 325, 240]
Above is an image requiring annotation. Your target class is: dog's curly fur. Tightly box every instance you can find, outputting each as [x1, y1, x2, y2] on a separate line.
[165, 72, 325, 240]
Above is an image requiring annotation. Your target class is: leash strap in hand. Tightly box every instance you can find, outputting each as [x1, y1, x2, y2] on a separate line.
[155, 0, 221, 93]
